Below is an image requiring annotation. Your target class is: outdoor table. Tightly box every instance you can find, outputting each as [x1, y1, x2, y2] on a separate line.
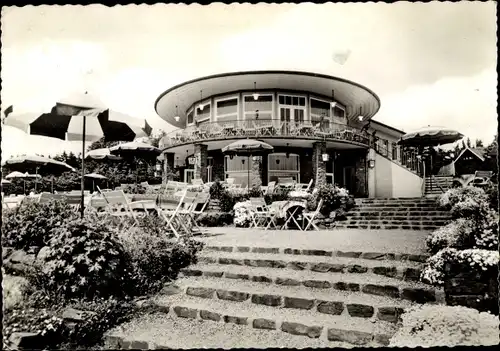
[270, 200, 307, 230]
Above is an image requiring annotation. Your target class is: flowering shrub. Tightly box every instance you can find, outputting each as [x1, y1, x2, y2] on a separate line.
[121, 183, 147, 194]
[421, 248, 499, 286]
[30, 216, 130, 300]
[1, 199, 78, 250]
[117, 228, 204, 297]
[233, 200, 255, 227]
[426, 219, 475, 254]
[2, 274, 33, 310]
[288, 190, 312, 200]
[3, 307, 66, 349]
[312, 184, 355, 216]
[209, 181, 248, 213]
[484, 183, 498, 210]
[196, 212, 233, 227]
[475, 210, 499, 249]
[450, 196, 489, 220]
[389, 305, 499, 347]
[264, 187, 292, 204]
[439, 186, 488, 209]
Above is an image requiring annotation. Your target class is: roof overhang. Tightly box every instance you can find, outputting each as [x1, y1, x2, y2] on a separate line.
[155, 70, 381, 128]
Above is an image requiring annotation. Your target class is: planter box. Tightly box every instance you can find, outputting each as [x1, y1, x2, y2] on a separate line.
[444, 262, 498, 315]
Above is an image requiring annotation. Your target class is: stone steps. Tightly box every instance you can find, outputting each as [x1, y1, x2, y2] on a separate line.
[180, 264, 442, 305]
[345, 214, 450, 220]
[198, 251, 423, 282]
[334, 223, 441, 231]
[339, 220, 449, 226]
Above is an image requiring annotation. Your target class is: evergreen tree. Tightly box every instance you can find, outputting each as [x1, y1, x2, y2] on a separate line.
[466, 138, 471, 148]
[475, 139, 483, 147]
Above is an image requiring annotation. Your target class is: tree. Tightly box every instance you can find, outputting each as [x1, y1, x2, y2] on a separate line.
[466, 138, 471, 148]
[475, 139, 484, 147]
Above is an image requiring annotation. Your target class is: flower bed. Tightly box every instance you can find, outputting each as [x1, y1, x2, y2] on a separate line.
[389, 305, 499, 347]
[422, 186, 499, 315]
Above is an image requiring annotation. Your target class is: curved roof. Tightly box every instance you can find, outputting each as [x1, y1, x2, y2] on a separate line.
[155, 70, 381, 128]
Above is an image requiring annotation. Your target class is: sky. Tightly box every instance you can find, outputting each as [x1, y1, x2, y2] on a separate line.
[1, 2, 497, 159]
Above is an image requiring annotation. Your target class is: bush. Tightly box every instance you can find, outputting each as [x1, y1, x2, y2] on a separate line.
[121, 183, 147, 194]
[2, 274, 33, 310]
[421, 248, 499, 286]
[30, 216, 131, 300]
[264, 187, 291, 205]
[439, 186, 488, 209]
[484, 183, 498, 210]
[1, 199, 78, 251]
[475, 210, 499, 250]
[426, 219, 476, 254]
[196, 212, 233, 227]
[450, 197, 490, 220]
[233, 200, 255, 227]
[313, 184, 354, 216]
[389, 305, 499, 347]
[209, 180, 248, 213]
[117, 228, 204, 297]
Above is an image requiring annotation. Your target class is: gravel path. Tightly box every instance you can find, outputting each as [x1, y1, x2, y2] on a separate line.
[108, 312, 354, 349]
[199, 251, 423, 269]
[186, 263, 435, 289]
[199, 228, 430, 254]
[151, 294, 398, 335]
[174, 276, 417, 308]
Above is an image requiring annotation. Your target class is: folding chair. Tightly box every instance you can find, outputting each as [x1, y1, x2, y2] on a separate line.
[249, 197, 279, 229]
[262, 181, 276, 196]
[295, 179, 313, 192]
[98, 188, 144, 229]
[472, 171, 493, 187]
[303, 198, 324, 231]
[156, 189, 195, 237]
[186, 191, 211, 234]
[191, 179, 204, 186]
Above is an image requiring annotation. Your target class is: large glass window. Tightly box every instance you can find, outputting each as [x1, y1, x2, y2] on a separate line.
[310, 98, 330, 118]
[215, 97, 238, 122]
[187, 109, 194, 125]
[278, 95, 306, 106]
[333, 105, 346, 119]
[268, 153, 300, 183]
[196, 103, 211, 123]
[244, 94, 273, 122]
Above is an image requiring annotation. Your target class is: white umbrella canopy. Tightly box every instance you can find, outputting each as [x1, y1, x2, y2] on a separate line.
[86, 148, 123, 161]
[1, 179, 12, 185]
[2, 155, 75, 174]
[84, 173, 107, 180]
[2, 93, 153, 217]
[222, 139, 274, 155]
[5, 171, 29, 179]
[398, 126, 464, 147]
[109, 141, 161, 159]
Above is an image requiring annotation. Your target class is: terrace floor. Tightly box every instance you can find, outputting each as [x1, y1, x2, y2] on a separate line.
[198, 227, 431, 255]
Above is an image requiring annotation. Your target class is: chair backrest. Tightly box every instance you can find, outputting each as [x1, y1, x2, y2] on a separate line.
[192, 191, 210, 213]
[100, 189, 129, 206]
[181, 191, 198, 210]
[250, 197, 268, 212]
[314, 198, 324, 214]
[226, 178, 235, 185]
[265, 181, 276, 195]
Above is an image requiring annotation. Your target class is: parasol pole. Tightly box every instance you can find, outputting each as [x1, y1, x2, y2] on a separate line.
[247, 155, 251, 192]
[80, 114, 86, 218]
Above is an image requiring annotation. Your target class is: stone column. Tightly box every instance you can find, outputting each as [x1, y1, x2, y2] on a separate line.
[194, 143, 208, 182]
[354, 151, 368, 197]
[162, 152, 175, 183]
[250, 156, 262, 188]
[312, 142, 327, 188]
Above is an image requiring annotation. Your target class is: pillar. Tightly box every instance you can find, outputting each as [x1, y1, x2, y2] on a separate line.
[194, 143, 208, 182]
[250, 156, 262, 188]
[312, 142, 327, 188]
[367, 148, 376, 198]
[354, 151, 368, 197]
[162, 152, 175, 184]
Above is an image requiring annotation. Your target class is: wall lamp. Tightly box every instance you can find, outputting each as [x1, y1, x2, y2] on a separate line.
[253, 82, 260, 100]
[174, 105, 180, 122]
[368, 159, 375, 168]
[199, 90, 204, 111]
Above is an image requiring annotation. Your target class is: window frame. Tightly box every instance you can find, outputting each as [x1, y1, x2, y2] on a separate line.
[195, 100, 211, 123]
[186, 107, 195, 127]
[243, 93, 274, 120]
[267, 152, 301, 183]
[214, 95, 239, 121]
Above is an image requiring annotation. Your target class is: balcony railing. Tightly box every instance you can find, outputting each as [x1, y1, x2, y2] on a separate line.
[159, 119, 370, 148]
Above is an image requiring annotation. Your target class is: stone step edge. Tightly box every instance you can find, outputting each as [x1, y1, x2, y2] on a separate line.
[204, 245, 430, 263]
[180, 268, 443, 304]
[198, 256, 422, 282]
[105, 302, 393, 347]
[183, 285, 406, 324]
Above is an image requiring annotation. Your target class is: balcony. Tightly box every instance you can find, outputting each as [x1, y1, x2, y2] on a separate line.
[159, 119, 370, 149]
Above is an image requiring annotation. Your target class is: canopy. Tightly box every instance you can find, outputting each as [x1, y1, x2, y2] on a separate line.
[222, 139, 274, 155]
[398, 126, 464, 147]
[86, 148, 123, 161]
[2, 155, 75, 174]
[84, 173, 107, 179]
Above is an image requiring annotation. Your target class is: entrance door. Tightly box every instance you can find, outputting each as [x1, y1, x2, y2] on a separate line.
[184, 169, 194, 184]
[343, 166, 356, 194]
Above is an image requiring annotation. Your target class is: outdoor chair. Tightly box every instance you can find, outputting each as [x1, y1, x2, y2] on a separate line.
[303, 198, 324, 231]
[156, 190, 196, 237]
[278, 177, 295, 189]
[249, 197, 278, 229]
[98, 188, 147, 229]
[295, 179, 313, 192]
[186, 191, 211, 234]
[191, 178, 204, 186]
[261, 181, 276, 196]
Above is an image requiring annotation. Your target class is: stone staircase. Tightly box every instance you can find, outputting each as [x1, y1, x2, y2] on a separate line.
[105, 244, 444, 349]
[424, 176, 453, 196]
[335, 198, 451, 230]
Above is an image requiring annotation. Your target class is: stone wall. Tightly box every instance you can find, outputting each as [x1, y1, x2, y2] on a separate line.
[444, 262, 498, 315]
[312, 142, 327, 188]
[194, 144, 208, 182]
[250, 156, 262, 188]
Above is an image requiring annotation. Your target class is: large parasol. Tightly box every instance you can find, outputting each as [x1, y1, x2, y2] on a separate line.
[86, 148, 123, 161]
[5, 170, 43, 194]
[3, 93, 152, 217]
[84, 172, 107, 192]
[222, 139, 274, 189]
[398, 126, 464, 147]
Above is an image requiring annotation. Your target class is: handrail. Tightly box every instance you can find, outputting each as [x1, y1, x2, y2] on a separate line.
[159, 119, 370, 149]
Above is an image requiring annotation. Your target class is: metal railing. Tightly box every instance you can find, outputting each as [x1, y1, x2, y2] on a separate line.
[159, 119, 370, 149]
[374, 141, 423, 177]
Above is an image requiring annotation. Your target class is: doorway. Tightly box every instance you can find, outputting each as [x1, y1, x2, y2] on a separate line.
[343, 166, 356, 194]
[184, 169, 194, 184]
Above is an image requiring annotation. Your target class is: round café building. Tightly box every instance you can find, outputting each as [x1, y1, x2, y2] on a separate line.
[156, 71, 423, 198]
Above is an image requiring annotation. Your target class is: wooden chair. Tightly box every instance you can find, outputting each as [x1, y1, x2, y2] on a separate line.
[191, 179, 204, 186]
[249, 197, 279, 229]
[472, 171, 493, 187]
[156, 190, 196, 237]
[98, 188, 146, 229]
[187, 191, 211, 233]
[295, 179, 313, 192]
[261, 181, 276, 196]
[303, 198, 324, 231]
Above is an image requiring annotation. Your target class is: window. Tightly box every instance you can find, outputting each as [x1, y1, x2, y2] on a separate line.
[392, 144, 398, 161]
[278, 95, 305, 106]
[187, 108, 194, 125]
[268, 153, 300, 183]
[333, 105, 345, 119]
[215, 97, 238, 122]
[310, 98, 331, 128]
[244, 94, 273, 121]
[196, 102, 211, 122]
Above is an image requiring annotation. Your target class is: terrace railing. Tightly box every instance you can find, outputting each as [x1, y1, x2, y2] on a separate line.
[374, 140, 423, 177]
[159, 119, 370, 148]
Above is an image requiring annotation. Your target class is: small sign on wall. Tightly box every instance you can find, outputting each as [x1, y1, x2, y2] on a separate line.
[188, 155, 201, 166]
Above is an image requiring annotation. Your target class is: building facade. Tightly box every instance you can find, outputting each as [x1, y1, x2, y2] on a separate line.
[156, 71, 422, 198]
